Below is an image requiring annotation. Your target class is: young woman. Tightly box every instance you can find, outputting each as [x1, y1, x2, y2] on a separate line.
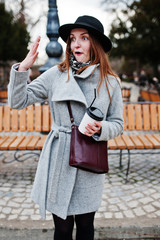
[8, 15, 123, 240]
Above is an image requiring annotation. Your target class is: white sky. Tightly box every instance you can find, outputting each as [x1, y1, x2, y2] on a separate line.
[30, 0, 115, 65]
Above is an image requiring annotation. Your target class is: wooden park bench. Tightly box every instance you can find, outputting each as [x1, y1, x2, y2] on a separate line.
[0, 103, 160, 181]
[0, 104, 51, 162]
[122, 87, 131, 102]
[0, 90, 8, 103]
[108, 102, 160, 181]
[140, 89, 160, 102]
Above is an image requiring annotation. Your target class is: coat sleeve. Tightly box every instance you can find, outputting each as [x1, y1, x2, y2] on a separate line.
[8, 63, 53, 109]
[92, 81, 124, 141]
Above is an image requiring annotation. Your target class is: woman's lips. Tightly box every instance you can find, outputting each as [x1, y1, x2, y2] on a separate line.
[75, 51, 82, 55]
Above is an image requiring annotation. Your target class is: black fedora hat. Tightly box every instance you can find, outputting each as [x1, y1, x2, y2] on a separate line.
[59, 15, 112, 52]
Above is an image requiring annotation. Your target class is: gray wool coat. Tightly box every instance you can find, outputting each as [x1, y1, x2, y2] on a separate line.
[8, 63, 123, 220]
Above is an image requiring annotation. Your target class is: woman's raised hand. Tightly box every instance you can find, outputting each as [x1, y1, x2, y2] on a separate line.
[18, 36, 41, 72]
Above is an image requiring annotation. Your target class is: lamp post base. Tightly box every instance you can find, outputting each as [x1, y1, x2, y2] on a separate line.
[39, 57, 61, 73]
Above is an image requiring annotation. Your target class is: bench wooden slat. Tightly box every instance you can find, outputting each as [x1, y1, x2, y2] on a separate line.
[0, 136, 9, 146]
[18, 135, 33, 150]
[129, 135, 144, 149]
[114, 135, 126, 149]
[135, 105, 143, 130]
[142, 104, 150, 130]
[150, 92, 160, 101]
[20, 108, 26, 131]
[158, 105, 160, 130]
[122, 88, 131, 102]
[26, 136, 40, 150]
[42, 105, 50, 132]
[0, 91, 8, 103]
[121, 135, 135, 149]
[123, 104, 127, 131]
[4, 106, 11, 132]
[0, 90, 8, 99]
[9, 136, 25, 150]
[0, 106, 3, 131]
[35, 104, 42, 132]
[150, 104, 158, 130]
[36, 135, 47, 150]
[145, 134, 160, 148]
[140, 90, 150, 101]
[138, 135, 153, 149]
[108, 138, 117, 149]
[12, 109, 18, 132]
[50, 111, 52, 131]
[0, 136, 17, 150]
[152, 134, 160, 143]
[27, 105, 34, 131]
[127, 104, 135, 130]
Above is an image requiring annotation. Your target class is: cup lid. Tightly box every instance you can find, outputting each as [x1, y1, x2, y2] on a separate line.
[87, 107, 104, 121]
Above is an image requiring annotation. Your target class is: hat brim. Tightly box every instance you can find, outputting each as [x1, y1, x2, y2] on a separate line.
[59, 23, 112, 52]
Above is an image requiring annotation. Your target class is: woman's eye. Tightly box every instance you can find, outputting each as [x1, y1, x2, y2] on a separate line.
[70, 37, 75, 42]
[83, 36, 88, 40]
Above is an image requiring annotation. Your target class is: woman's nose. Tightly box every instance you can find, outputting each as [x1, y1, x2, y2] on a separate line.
[74, 39, 80, 47]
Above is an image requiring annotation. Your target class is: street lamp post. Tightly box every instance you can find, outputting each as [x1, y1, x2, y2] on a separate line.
[39, 0, 63, 73]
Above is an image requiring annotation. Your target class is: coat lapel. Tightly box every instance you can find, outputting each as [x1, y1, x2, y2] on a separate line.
[51, 65, 98, 107]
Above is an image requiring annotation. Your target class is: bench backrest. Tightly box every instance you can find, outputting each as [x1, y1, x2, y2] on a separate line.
[0, 90, 8, 103]
[0, 90, 8, 99]
[140, 90, 160, 102]
[122, 87, 131, 102]
[123, 103, 160, 131]
[0, 103, 160, 133]
[0, 104, 52, 133]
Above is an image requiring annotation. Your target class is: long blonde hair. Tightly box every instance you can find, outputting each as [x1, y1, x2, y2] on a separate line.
[58, 32, 119, 100]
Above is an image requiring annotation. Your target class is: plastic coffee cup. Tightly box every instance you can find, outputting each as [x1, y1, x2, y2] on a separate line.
[78, 107, 104, 134]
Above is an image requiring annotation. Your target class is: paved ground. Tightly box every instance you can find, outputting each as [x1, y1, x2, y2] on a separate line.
[0, 149, 160, 239]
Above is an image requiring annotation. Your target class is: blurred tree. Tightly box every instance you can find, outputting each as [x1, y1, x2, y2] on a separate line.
[0, 2, 30, 62]
[107, 0, 160, 77]
[102, 0, 133, 13]
[5, 0, 47, 35]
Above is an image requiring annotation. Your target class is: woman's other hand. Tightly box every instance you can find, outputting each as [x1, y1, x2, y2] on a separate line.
[18, 36, 41, 72]
[84, 121, 102, 137]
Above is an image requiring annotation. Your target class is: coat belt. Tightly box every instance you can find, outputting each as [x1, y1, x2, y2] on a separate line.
[48, 126, 72, 204]
[52, 126, 71, 138]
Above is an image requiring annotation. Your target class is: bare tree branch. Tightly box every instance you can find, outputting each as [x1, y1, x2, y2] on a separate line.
[101, 0, 134, 12]
[5, 0, 47, 28]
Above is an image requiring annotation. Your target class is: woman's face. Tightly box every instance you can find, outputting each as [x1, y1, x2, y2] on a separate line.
[70, 28, 91, 63]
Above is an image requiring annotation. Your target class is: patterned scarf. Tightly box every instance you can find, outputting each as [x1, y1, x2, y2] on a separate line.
[69, 54, 91, 74]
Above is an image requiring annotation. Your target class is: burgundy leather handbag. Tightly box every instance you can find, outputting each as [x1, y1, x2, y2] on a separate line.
[67, 102, 109, 174]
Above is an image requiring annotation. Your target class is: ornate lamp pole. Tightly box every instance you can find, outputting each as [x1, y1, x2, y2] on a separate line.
[39, 0, 63, 73]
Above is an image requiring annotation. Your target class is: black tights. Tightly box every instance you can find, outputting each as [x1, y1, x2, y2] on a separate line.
[52, 212, 95, 240]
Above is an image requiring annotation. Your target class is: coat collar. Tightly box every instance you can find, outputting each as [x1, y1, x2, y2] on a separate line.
[51, 65, 98, 107]
[73, 64, 99, 79]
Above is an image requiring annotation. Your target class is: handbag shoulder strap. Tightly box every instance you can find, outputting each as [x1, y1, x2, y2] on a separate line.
[67, 101, 74, 124]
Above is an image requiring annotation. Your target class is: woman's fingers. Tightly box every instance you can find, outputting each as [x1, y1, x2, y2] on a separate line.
[18, 36, 40, 71]
[33, 51, 39, 62]
[84, 121, 102, 136]
[85, 127, 95, 136]
[30, 38, 40, 56]
[37, 36, 41, 43]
